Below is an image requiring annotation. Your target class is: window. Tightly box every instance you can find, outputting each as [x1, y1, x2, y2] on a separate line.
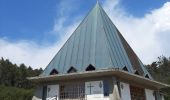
[67, 66, 77, 73]
[42, 86, 47, 100]
[134, 70, 140, 75]
[130, 85, 145, 100]
[59, 82, 85, 100]
[49, 69, 58, 75]
[122, 66, 128, 71]
[103, 80, 109, 96]
[145, 74, 150, 79]
[86, 64, 95, 71]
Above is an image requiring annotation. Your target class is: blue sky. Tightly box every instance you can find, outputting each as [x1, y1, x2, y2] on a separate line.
[0, 0, 167, 44]
[0, 0, 94, 44]
[0, 0, 170, 68]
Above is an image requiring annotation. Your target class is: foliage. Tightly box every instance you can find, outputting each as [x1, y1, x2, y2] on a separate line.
[0, 57, 42, 99]
[0, 56, 170, 99]
[147, 56, 170, 100]
[0, 85, 33, 100]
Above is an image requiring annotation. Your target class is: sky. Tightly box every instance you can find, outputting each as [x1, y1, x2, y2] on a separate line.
[0, 0, 170, 69]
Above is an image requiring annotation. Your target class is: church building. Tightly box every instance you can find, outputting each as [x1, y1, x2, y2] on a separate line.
[29, 2, 169, 100]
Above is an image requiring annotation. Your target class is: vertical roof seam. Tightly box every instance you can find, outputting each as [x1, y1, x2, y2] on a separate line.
[99, 9, 118, 67]
[62, 37, 70, 73]
[100, 7, 124, 67]
[88, 12, 93, 66]
[100, 7, 133, 72]
[103, 12, 126, 67]
[94, 5, 99, 67]
[75, 26, 82, 69]
[82, 18, 89, 70]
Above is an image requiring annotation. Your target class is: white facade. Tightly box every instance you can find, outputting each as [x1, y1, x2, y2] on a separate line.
[112, 82, 120, 100]
[120, 82, 131, 100]
[162, 95, 165, 100]
[32, 96, 42, 100]
[46, 85, 59, 100]
[32, 81, 163, 100]
[85, 81, 109, 100]
[145, 89, 155, 100]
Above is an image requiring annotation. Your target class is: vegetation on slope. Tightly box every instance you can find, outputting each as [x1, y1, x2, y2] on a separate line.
[0, 56, 170, 99]
[0, 58, 42, 99]
[147, 56, 170, 100]
[0, 85, 33, 100]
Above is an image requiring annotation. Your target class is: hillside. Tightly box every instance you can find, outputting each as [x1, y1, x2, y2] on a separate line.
[147, 56, 170, 99]
[0, 58, 42, 99]
[0, 57, 170, 99]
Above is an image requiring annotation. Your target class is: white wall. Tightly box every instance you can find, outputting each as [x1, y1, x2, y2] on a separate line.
[32, 96, 42, 100]
[85, 81, 109, 100]
[112, 83, 120, 100]
[120, 82, 131, 100]
[145, 89, 155, 100]
[161, 95, 165, 100]
[46, 84, 59, 100]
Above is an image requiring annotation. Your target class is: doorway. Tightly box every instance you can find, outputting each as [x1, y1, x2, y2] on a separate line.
[130, 85, 146, 100]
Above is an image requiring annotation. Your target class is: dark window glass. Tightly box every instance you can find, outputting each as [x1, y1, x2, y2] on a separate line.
[145, 74, 150, 78]
[50, 69, 58, 75]
[86, 64, 95, 71]
[103, 80, 109, 96]
[42, 86, 47, 100]
[67, 66, 77, 73]
[122, 66, 128, 71]
[134, 70, 140, 75]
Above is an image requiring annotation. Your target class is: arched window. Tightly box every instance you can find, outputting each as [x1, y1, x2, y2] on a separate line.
[145, 74, 150, 79]
[86, 64, 95, 71]
[49, 69, 58, 75]
[134, 70, 140, 75]
[122, 66, 128, 71]
[67, 66, 77, 73]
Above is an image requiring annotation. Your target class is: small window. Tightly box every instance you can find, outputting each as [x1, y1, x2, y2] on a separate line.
[49, 69, 58, 75]
[42, 86, 47, 100]
[122, 66, 128, 71]
[67, 66, 77, 73]
[103, 80, 109, 97]
[145, 74, 150, 79]
[86, 64, 95, 71]
[59, 83, 85, 99]
[134, 70, 140, 75]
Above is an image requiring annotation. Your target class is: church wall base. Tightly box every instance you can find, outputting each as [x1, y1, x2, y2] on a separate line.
[32, 76, 164, 100]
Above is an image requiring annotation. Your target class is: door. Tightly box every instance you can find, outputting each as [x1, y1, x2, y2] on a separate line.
[130, 85, 146, 100]
[47, 85, 59, 100]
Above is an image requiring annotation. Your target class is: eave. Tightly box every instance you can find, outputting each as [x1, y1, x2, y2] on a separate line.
[28, 68, 170, 89]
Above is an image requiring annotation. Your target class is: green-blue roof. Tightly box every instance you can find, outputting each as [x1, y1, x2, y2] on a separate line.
[42, 2, 152, 79]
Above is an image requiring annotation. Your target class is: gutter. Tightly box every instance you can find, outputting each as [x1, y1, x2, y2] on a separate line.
[28, 68, 170, 89]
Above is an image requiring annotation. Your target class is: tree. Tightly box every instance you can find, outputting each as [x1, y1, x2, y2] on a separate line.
[147, 56, 170, 99]
[0, 57, 43, 99]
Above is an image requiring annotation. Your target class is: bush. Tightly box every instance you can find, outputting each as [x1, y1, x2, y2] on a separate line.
[0, 85, 34, 100]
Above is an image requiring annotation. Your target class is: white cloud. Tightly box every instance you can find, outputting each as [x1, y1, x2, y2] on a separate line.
[0, 1, 80, 69]
[103, 0, 170, 64]
[0, 39, 56, 69]
[0, 17, 79, 69]
[0, 0, 170, 69]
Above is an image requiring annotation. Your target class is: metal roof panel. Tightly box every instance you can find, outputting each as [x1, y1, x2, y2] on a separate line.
[41, 2, 153, 79]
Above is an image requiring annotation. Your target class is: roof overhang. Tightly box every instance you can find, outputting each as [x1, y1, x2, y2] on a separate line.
[28, 69, 170, 89]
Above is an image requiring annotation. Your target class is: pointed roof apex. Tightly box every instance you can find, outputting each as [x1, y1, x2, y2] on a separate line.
[42, 0, 152, 80]
[94, 0, 101, 12]
[97, 0, 99, 4]
[96, 0, 100, 6]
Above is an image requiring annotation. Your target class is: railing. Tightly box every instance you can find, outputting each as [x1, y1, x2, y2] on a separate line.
[47, 96, 57, 100]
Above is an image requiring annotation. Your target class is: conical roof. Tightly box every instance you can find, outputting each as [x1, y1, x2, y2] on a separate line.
[42, 3, 152, 79]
